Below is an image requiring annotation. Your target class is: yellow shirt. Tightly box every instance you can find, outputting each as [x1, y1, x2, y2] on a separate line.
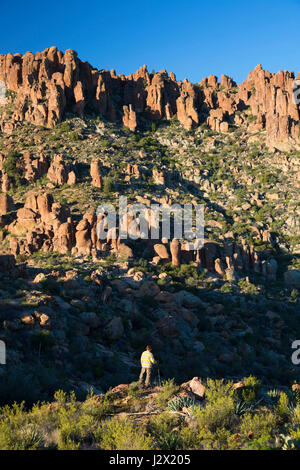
[141, 351, 155, 369]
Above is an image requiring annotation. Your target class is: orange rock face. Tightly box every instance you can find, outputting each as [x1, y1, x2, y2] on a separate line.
[122, 104, 137, 131]
[0, 193, 13, 215]
[90, 159, 102, 188]
[0, 48, 299, 145]
[47, 154, 71, 185]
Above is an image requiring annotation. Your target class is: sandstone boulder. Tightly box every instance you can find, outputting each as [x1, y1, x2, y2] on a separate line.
[0, 193, 13, 215]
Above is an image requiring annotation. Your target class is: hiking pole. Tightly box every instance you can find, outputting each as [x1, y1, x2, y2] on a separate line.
[157, 362, 161, 387]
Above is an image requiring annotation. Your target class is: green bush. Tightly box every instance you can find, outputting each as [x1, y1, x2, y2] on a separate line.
[194, 396, 236, 432]
[0, 403, 43, 450]
[157, 379, 179, 408]
[148, 413, 181, 450]
[275, 392, 291, 421]
[128, 382, 141, 399]
[96, 418, 153, 450]
[3, 151, 24, 186]
[240, 411, 277, 441]
[103, 177, 113, 196]
[179, 425, 201, 449]
[241, 376, 261, 403]
[291, 405, 300, 428]
[205, 378, 234, 403]
[238, 278, 260, 295]
[199, 427, 237, 450]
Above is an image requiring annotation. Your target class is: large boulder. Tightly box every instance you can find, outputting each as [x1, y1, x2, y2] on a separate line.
[104, 316, 124, 340]
[181, 377, 205, 399]
[154, 243, 170, 260]
[175, 290, 203, 308]
[155, 315, 179, 338]
[284, 270, 300, 289]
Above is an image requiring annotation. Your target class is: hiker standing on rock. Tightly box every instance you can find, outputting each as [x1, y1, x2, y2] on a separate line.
[138, 345, 157, 388]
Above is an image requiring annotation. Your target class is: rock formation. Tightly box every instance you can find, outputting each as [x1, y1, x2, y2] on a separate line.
[90, 159, 102, 188]
[0, 48, 298, 148]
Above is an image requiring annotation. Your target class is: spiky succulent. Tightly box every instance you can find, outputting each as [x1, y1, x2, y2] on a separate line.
[167, 395, 195, 412]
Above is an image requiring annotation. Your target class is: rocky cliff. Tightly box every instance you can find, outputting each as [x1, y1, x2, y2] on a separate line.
[0, 47, 299, 149]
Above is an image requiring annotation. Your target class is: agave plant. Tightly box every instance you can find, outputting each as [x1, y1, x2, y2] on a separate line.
[279, 434, 300, 450]
[268, 388, 281, 400]
[167, 395, 195, 412]
[19, 424, 44, 450]
[268, 389, 296, 413]
[234, 400, 254, 416]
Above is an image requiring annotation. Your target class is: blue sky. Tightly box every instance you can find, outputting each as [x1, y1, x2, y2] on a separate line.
[0, 0, 299, 84]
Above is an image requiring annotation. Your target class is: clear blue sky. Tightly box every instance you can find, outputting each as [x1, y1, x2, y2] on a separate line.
[0, 0, 299, 84]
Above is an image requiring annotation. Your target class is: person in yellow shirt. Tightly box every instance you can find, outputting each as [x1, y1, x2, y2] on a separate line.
[138, 345, 156, 388]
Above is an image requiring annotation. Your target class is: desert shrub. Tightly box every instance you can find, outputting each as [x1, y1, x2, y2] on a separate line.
[55, 392, 100, 449]
[0, 403, 44, 450]
[99, 138, 110, 149]
[56, 392, 82, 449]
[57, 122, 71, 133]
[220, 283, 235, 293]
[238, 278, 259, 295]
[291, 405, 300, 428]
[241, 375, 261, 403]
[69, 131, 80, 141]
[157, 379, 179, 408]
[290, 289, 299, 302]
[205, 378, 234, 403]
[292, 386, 300, 405]
[258, 172, 278, 185]
[275, 392, 291, 421]
[240, 411, 277, 442]
[179, 425, 201, 449]
[148, 413, 181, 450]
[194, 396, 236, 433]
[96, 418, 153, 450]
[3, 151, 24, 186]
[177, 264, 198, 280]
[102, 176, 113, 196]
[57, 438, 80, 450]
[80, 394, 111, 420]
[128, 382, 141, 399]
[199, 427, 237, 450]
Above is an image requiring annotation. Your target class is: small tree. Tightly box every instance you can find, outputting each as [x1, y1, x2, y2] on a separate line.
[103, 177, 113, 196]
[3, 151, 24, 186]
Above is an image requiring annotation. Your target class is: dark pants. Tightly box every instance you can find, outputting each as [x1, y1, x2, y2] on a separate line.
[139, 367, 151, 386]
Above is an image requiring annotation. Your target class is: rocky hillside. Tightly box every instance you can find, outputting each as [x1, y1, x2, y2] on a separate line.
[1, 377, 300, 450]
[0, 48, 299, 407]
